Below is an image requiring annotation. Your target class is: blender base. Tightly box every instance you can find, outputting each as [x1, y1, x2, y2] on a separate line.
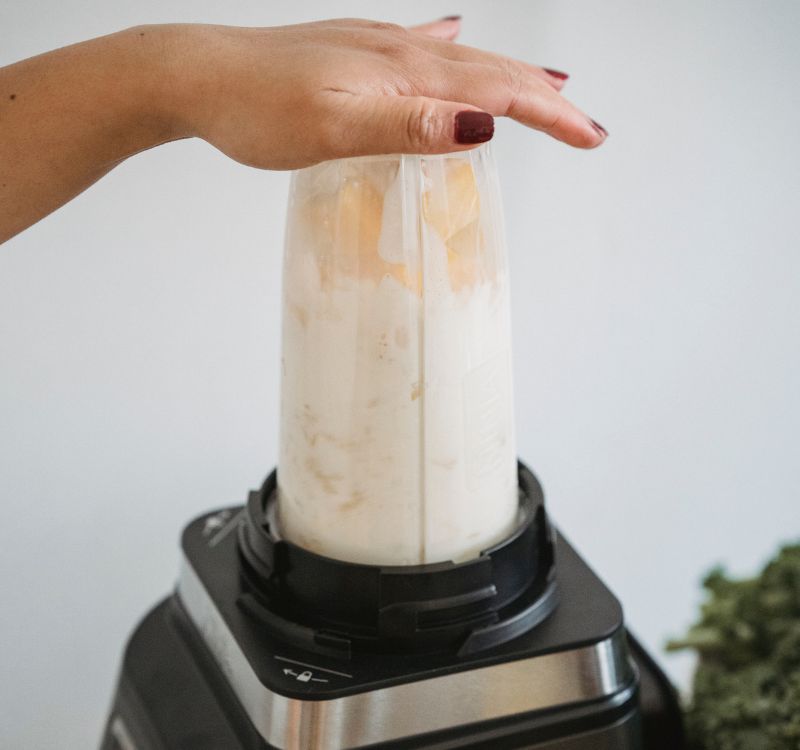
[100, 512, 685, 750]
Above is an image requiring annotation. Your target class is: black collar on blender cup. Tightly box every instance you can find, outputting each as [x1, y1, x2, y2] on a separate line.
[236, 461, 559, 660]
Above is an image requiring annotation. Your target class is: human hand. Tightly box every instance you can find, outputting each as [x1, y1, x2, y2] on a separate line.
[164, 17, 607, 170]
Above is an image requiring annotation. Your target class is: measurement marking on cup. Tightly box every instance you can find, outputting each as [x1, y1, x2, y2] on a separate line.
[275, 655, 353, 679]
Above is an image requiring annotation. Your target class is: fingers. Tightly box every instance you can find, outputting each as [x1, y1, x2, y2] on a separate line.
[313, 18, 608, 150]
[417, 59, 606, 149]
[408, 33, 569, 92]
[320, 92, 494, 157]
[406, 20, 566, 93]
[408, 16, 462, 41]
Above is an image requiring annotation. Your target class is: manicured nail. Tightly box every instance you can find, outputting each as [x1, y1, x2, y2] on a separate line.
[454, 111, 494, 144]
[543, 68, 569, 81]
[441, 15, 462, 21]
[589, 119, 608, 138]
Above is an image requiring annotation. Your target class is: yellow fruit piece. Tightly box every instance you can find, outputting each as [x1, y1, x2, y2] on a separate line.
[303, 157, 489, 294]
[335, 178, 384, 274]
[422, 159, 492, 291]
[305, 172, 419, 291]
[422, 160, 481, 242]
[446, 219, 489, 292]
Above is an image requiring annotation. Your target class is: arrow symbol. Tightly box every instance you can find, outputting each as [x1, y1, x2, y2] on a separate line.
[283, 668, 298, 677]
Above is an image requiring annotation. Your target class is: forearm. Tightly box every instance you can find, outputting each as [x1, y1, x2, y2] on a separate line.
[0, 25, 189, 243]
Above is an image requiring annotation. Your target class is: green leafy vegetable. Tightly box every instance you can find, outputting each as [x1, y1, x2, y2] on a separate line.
[668, 543, 800, 750]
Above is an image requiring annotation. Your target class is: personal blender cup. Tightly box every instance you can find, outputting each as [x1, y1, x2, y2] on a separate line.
[277, 146, 518, 565]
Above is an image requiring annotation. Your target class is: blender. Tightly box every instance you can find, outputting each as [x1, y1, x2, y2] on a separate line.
[101, 145, 685, 749]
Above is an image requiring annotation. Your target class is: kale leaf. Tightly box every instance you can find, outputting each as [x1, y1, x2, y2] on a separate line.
[667, 543, 800, 750]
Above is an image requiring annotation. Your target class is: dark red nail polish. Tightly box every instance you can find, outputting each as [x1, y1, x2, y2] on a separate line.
[543, 68, 569, 81]
[590, 119, 608, 137]
[454, 111, 494, 144]
[441, 15, 462, 21]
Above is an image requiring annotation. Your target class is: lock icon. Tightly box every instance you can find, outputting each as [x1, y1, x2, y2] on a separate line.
[297, 670, 313, 682]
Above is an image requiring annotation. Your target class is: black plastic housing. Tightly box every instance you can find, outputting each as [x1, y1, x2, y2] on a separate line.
[237, 463, 558, 657]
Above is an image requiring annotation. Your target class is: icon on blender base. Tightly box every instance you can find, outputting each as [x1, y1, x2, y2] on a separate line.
[283, 668, 328, 683]
[274, 654, 353, 679]
[201, 510, 231, 537]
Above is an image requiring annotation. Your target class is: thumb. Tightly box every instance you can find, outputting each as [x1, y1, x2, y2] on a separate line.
[327, 94, 494, 157]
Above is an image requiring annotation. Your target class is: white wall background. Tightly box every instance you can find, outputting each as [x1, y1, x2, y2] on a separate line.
[1, 1, 799, 748]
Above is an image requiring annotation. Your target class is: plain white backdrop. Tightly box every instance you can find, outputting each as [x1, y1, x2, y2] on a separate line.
[2, 1, 799, 747]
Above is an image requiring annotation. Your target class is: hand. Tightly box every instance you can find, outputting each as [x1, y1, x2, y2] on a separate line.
[168, 18, 607, 170]
[0, 18, 607, 243]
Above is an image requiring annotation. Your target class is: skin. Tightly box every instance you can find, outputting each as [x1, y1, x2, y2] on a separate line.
[0, 18, 607, 245]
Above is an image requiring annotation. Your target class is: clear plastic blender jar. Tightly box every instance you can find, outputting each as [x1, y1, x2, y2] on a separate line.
[277, 144, 518, 566]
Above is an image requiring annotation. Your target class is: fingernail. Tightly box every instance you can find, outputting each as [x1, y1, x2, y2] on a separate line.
[589, 119, 608, 138]
[543, 68, 569, 81]
[455, 111, 494, 144]
[441, 15, 462, 21]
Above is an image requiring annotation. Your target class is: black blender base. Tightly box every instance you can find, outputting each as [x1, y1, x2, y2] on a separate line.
[100, 561, 684, 750]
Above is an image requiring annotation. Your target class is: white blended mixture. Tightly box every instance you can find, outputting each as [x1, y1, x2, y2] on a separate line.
[277, 148, 519, 565]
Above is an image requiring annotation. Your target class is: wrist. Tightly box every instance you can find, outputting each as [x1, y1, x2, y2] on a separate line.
[135, 23, 231, 145]
[118, 24, 200, 144]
